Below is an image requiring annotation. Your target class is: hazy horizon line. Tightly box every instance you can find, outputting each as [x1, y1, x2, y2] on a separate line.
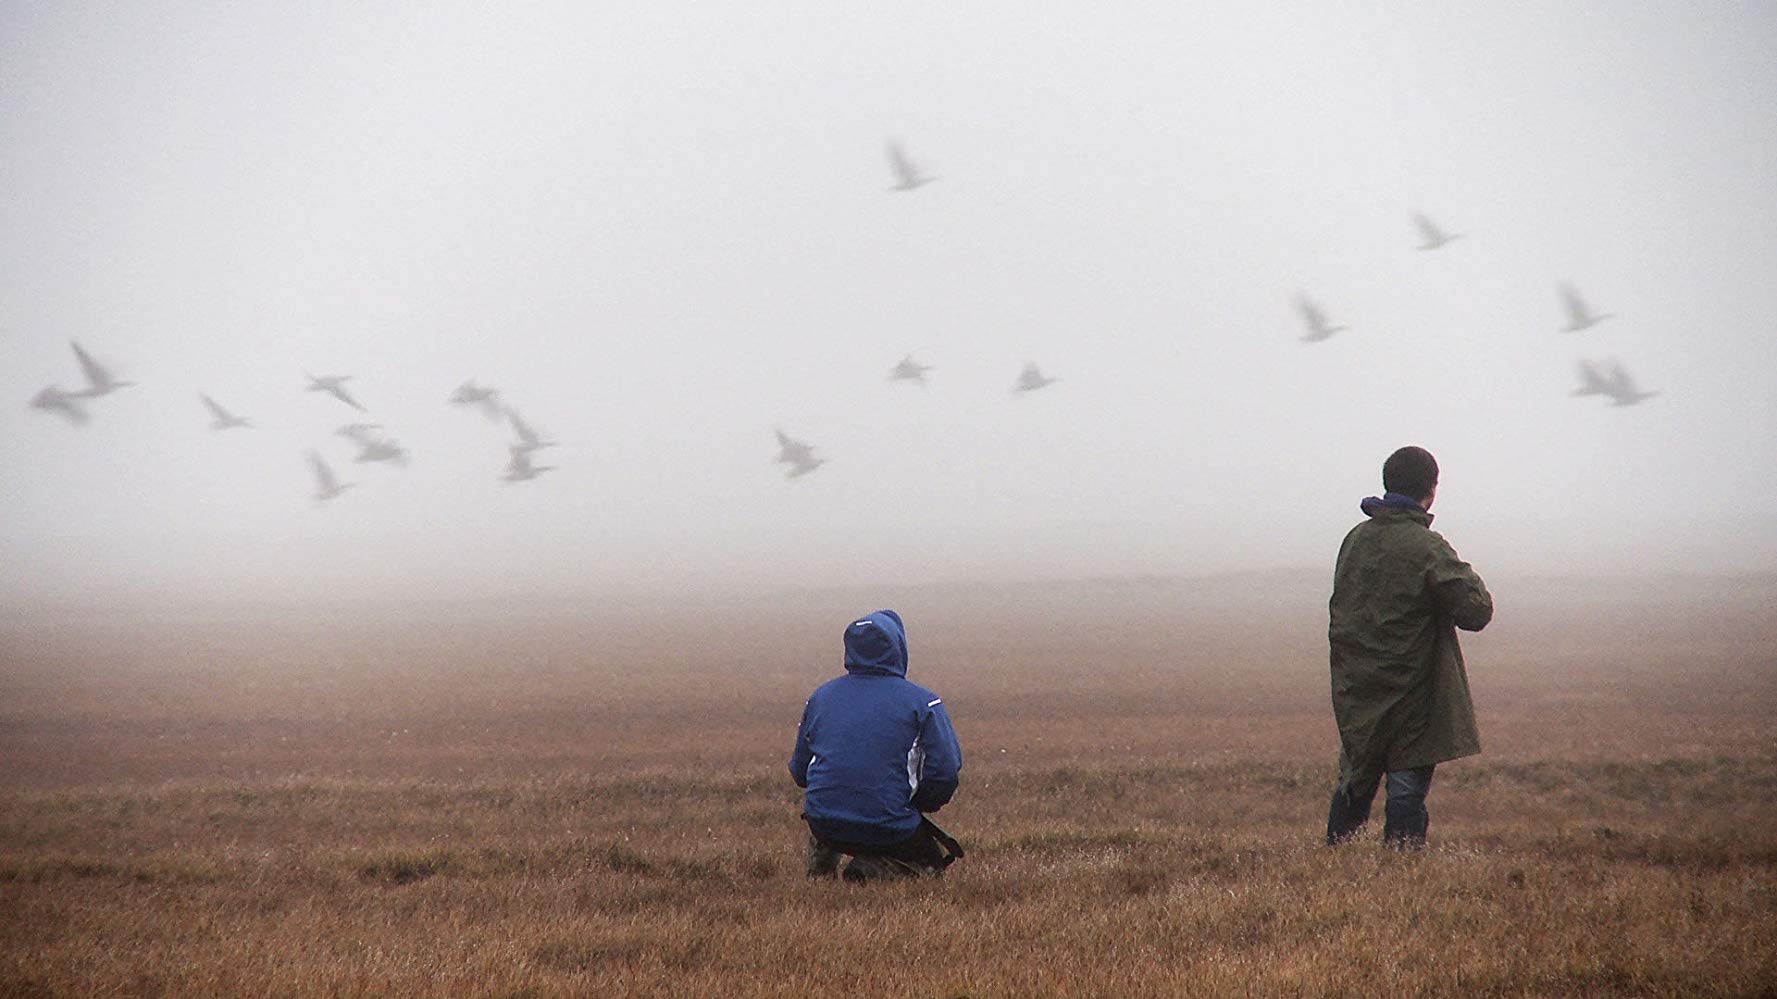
[5, 564, 1772, 627]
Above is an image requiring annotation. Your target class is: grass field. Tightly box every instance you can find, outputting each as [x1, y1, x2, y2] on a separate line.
[3, 575, 1775, 996]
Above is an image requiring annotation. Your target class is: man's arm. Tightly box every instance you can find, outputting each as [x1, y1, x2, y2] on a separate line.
[1427, 535, 1493, 632]
[909, 698, 962, 813]
[787, 699, 815, 788]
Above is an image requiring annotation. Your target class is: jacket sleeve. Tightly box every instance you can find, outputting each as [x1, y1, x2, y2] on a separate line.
[909, 699, 962, 813]
[787, 699, 814, 789]
[1427, 535, 1493, 632]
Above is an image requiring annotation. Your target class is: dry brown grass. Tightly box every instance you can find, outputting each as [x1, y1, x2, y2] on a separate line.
[2, 577, 1775, 996]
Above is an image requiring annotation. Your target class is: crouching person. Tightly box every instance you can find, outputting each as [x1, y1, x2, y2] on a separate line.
[789, 610, 964, 881]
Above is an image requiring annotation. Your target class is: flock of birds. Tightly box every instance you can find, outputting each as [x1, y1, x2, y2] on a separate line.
[26, 140, 1660, 498]
[1295, 214, 1656, 406]
[27, 344, 561, 502]
[773, 145, 1660, 477]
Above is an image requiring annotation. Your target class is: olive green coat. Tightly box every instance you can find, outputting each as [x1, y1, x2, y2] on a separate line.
[1328, 506, 1493, 782]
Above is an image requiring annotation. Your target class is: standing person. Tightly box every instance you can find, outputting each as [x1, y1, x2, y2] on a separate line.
[789, 610, 964, 880]
[1325, 446, 1493, 848]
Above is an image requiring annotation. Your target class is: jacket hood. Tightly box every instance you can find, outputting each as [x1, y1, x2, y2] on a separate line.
[843, 609, 908, 677]
[1360, 492, 1433, 525]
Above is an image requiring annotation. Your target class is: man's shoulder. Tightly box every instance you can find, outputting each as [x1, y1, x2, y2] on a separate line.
[866, 674, 943, 706]
[806, 674, 850, 702]
[1349, 514, 1439, 547]
[808, 673, 937, 701]
[904, 680, 944, 707]
[1336, 517, 1443, 581]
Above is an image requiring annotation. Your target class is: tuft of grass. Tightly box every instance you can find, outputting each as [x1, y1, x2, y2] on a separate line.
[358, 846, 452, 885]
[1110, 851, 1173, 896]
[598, 842, 653, 875]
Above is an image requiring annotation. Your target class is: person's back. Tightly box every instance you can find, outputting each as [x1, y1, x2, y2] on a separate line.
[1326, 446, 1493, 847]
[789, 610, 963, 879]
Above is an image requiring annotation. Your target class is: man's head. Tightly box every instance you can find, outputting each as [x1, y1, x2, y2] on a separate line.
[1382, 446, 1439, 508]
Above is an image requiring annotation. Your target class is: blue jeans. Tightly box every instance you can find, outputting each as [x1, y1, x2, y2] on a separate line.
[1326, 764, 1435, 847]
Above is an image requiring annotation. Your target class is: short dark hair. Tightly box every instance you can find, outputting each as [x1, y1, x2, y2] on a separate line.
[1382, 446, 1439, 499]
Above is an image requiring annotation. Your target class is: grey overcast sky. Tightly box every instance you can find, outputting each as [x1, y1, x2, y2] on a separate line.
[3, 2, 1775, 606]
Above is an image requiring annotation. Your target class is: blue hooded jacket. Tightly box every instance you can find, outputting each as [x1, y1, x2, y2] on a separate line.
[788, 610, 962, 845]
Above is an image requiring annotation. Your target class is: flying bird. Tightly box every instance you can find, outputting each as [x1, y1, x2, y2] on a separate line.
[1559, 283, 1613, 332]
[773, 429, 827, 477]
[1412, 212, 1463, 251]
[505, 408, 557, 453]
[886, 140, 936, 192]
[200, 394, 253, 430]
[335, 422, 384, 445]
[888, 355, 933, 385]
[1296, 294, 1347, 342]
[785, 453, 826, 479]
[773, 428, 818, 466]
[306, 373, 365, 411]
[28, 386, 90, 425]
[1571, 360, 1612, 398]
[1013, 363, 1057, 393]
[308, 451, 353, 503]
[68, 341, 134, 398]
[353, 437, 409, 465]
[1600, 361, 1659, 406]
[449, 381, 502, 417]
[502, 446, 556, 483]
[333, 422, 406, 462]
[1573, 359, 1659, 406]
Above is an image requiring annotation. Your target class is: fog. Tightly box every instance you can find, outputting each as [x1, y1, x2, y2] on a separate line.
[4, 3, 1775, 608]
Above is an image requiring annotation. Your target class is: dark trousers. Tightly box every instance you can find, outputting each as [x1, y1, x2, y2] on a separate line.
[805, 818, 956, 880]
[1326, 764, 1436, 847]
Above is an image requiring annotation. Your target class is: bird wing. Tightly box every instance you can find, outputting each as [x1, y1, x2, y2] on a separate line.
[1413, 213, 1444, 243]
[508, 409, 540, 446]
[309, 452, 339, 491]
[1606, 361, 1640, 395]
[331, 384, 365, 411]
[1297, 296, 1326, 327]
[32, 387, 90, 424]
[1574, 360, 1607, 391]
[71, 341, 111, 387]
[774, 428, 814, 461]
[886, 141, 919, 185]
[1559, 284, 1589, 323]
[201, 394, 232, 421]
[451, 382, 491, 404]
[336, 423, 380, 443]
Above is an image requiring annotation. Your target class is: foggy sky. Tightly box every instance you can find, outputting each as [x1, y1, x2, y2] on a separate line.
[4, 3, 1776, 606]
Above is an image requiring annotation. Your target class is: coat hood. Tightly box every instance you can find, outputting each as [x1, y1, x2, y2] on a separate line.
[843, 609, 908, 677]
[1360, 492, 1433, 525]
